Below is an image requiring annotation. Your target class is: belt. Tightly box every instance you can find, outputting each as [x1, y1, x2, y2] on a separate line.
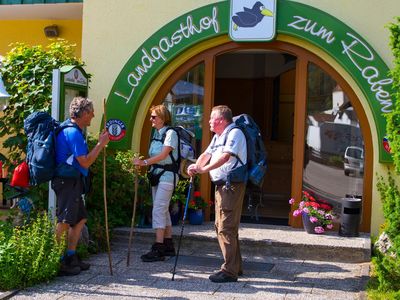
[212, 180, 226, 187]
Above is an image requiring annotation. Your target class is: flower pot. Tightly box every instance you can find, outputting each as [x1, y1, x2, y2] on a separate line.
[189, 209, 203, 225]
[302, 212, 318, 234]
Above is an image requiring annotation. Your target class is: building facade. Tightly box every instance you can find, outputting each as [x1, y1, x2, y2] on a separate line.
[2, 0, 399, 235]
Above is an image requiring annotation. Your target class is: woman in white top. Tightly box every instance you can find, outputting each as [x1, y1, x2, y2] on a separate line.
[133, 104, 178, 262]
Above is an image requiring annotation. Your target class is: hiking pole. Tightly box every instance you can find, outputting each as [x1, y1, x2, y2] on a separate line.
[127, 165, 139, 266]
[171, 176, 194, 281]
[103, 98, 113, 275]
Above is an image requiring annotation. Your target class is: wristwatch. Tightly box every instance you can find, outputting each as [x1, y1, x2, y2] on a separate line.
[143, 159, 148, 166]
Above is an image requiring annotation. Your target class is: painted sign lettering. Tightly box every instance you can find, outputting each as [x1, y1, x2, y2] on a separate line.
[288, 16, 393, 114]
[107, 1, 393, 162]
[341, 33, 393, 113]
[287, 16, 335, 44]
[114, 6, 219, 104]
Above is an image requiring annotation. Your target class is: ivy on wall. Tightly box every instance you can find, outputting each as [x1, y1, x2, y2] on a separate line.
[372, 17, 400, 294]
[387, 17, 400, 173]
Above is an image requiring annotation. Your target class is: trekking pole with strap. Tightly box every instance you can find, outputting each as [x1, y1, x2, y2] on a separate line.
[171, 176, 193, 281]
[103, 98, 113, 275]
[127, 164, 139, 266]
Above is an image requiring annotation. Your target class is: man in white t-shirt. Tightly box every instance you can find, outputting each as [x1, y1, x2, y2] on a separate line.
[187, 105, 247, 283]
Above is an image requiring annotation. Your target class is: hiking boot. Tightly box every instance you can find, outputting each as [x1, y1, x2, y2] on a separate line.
[164, 238, 176, 256]
[209, 270, 237, 283]
[69, 253, 90, 271]
[58, 257, 81, 276]
[141, 243, 165, 262]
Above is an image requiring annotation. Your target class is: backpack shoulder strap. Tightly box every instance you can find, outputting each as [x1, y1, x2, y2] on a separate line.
[54, 122, 82, 164]
[165, 126, 181, 164]
[150, 126, 171, 143]
[55, 121, 80, 136]
[223, 125, 242, 144]
[223, 125, 245, 167]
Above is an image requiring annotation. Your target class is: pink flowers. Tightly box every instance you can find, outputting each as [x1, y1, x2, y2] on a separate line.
[289, 191, 335, 234]
[293, 209, 302, 217]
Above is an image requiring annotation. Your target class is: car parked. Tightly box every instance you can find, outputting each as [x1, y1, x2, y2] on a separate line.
[344, 146, 364, 176]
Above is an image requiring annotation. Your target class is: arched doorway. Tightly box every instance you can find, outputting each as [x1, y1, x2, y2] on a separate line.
[143, 40, 372, 231]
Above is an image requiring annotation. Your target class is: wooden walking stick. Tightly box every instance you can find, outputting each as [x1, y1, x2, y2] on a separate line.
[127, 161, 139, 266]
[103, 98, 113, 275]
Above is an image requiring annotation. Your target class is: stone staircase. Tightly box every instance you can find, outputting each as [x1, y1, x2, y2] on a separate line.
[112, 222, 371, 263]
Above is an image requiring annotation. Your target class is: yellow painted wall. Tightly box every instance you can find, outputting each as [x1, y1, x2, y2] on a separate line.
[82, 0, 398, 132]
[0, 19, 82, 167]
[0, 20, 82, 57]
[81, 0, 399, 235]
[81, 0, 224, 133]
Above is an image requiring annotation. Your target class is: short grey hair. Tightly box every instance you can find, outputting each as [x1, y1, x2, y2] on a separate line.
[212, 105, 233, 123]
[69, 97, 94, 119]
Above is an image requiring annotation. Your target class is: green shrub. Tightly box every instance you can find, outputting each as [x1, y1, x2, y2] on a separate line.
[84, 135, 152, 252]
[377, 173, 400, 250]
[387, 17, 400, 174]
[374, 173, 400, 291]
[370, 17, 400, 295]
[0, 213, 64, 291]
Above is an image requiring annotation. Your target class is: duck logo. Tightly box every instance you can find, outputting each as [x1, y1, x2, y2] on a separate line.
[106, 119, 126, 141]
[229, 0, 276, 42]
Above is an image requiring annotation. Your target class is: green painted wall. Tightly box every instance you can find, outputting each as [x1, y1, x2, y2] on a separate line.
[105, 0, 394, 163]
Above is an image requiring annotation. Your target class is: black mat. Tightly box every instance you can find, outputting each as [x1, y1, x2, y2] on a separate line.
[166, 255, 274, 273]
[240, 216, 289, 226]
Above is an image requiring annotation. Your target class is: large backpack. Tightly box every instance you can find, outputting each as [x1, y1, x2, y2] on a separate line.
[223, 114, 268, 188]
[149, 126, 195, 185]
[24, 111, 75, 186]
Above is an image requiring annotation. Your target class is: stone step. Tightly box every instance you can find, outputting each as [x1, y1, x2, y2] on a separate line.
[112, 222, 371, 263]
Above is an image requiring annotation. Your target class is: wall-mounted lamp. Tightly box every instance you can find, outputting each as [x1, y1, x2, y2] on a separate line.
[0, 74, 10, 112]
[44, 25, 59, 38]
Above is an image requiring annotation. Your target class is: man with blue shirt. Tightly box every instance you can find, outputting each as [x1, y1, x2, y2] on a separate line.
[187, 105, 247, 283]
[52, 96, 109, 276]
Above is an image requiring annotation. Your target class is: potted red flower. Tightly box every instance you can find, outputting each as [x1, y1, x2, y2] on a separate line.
[188, 191, 212, 225]
[289, 191, 334, 234]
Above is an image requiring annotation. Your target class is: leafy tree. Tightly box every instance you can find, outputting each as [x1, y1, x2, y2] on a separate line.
[0, 40, 84, 163]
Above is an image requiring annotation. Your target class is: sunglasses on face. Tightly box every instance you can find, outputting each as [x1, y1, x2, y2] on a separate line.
[150, 115, 158, 120]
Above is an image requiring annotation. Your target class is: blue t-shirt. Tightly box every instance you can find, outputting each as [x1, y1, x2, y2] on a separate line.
[55, 120, 89, 176]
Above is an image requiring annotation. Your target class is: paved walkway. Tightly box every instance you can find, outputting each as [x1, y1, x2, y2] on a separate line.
[6, 223, 369, 299]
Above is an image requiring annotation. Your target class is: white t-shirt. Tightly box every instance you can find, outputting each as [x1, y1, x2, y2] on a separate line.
[205, 123, 247, 182]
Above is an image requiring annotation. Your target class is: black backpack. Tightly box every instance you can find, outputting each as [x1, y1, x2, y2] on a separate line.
[24, 112, 75, 186]
[221, 114, 268, 188]
[148, 126, 195, 186]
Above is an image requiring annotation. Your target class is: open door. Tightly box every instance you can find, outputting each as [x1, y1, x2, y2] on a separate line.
[214, 49, 297, 225]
